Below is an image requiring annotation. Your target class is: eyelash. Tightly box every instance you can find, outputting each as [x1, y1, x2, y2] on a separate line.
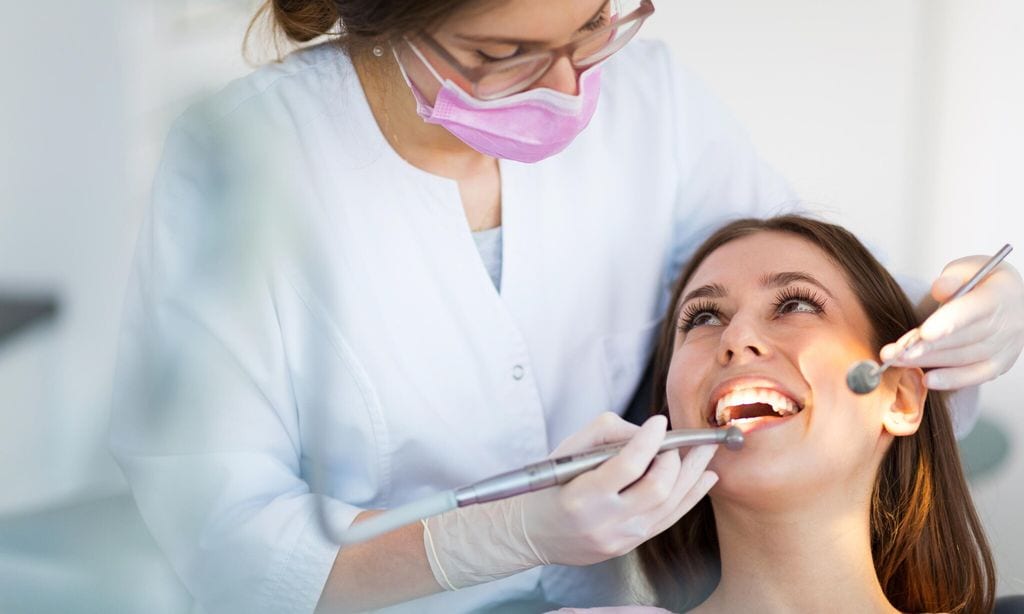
[476, 10, 610, 62]
[581, 13, 610, 32]
[774, 287, 827, 315]
[477, 49, 520, 62]
[678, 300, 721, 333]
[677, 287, 827, 333]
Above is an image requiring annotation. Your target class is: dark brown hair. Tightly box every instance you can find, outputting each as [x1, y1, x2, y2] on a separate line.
[245, 0, 480, 59]
[636, 215, 995, 613]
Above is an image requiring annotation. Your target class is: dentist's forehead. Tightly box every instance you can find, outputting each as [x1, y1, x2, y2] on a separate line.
[444, 0, 608, 42]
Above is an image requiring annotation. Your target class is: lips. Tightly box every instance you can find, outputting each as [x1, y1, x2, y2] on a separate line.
[706, 378, 806, 428]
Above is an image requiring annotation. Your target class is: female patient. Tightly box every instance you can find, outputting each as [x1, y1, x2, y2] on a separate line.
[564, 215, 995, 613]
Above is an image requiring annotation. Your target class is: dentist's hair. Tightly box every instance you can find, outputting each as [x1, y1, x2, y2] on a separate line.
[636, 215, 995, 613]
[245, 0, 476, 59]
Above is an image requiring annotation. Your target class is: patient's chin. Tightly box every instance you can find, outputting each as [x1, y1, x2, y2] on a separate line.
[708, 452, 837, 510]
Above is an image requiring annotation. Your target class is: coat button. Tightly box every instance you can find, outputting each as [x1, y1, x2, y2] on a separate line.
[512, 365, 525, 380]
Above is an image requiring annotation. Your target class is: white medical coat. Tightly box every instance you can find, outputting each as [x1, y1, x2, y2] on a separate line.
[110, 38, 830, 613]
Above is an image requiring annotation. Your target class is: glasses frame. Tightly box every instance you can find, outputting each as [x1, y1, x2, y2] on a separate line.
[405, 0, 655, 100]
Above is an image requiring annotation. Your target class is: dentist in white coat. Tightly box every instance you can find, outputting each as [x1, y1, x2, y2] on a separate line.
[109, 0, 1024, 613]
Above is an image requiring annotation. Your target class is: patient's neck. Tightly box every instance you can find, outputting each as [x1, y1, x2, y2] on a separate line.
[691, 497, 898, 614]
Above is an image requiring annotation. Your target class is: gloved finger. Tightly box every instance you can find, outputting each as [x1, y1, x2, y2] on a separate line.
[647, 470, 719, 538]
[879, 308, 991, 363]
[920, 259, 1022, 342]
[616, 448, 681, 511]
[916, 315, 998, 355]
[923, 359, 1005, 390]
[928, 256, 1022, 302]
[883, 326, 998, 368]
[620, 443, 715, 507]
[930, 256, 994, 302]
[880, 336, 914, 363]
[930, 272, 965, 303]
[917, 290, 996, 344]
[884, 337, 995, 366]
[583, 414, 668, 492]
[551, 412, 640, 457]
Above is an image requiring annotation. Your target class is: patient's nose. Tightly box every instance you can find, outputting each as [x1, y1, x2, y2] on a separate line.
[718, 315, 771, 365]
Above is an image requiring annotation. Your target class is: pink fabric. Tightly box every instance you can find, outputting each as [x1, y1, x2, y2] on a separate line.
[407, 65, 603, 163]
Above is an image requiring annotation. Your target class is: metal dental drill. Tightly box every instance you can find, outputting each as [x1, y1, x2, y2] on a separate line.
[318, 426, 743, 546]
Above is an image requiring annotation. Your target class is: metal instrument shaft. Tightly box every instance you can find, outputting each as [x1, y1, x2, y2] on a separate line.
[453, 426, 742, 506]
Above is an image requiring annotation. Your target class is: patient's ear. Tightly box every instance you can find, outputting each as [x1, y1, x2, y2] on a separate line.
[882, 367, 927, 436]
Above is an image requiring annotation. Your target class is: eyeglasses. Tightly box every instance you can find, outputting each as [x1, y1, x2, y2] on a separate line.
[405, 0, 655, 100]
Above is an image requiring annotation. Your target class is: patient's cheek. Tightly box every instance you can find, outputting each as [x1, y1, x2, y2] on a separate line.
[666, 362, 705, 429]
[663, 352, 712, 429]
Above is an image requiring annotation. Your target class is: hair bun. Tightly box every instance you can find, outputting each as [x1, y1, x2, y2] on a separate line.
[272, 0, 339, 43]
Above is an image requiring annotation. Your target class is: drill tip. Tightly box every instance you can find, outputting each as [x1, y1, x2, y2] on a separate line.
[723, 426, 744, 450]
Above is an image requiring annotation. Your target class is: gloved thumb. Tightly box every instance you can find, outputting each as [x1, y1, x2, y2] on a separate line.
[931, 274, 962, 303]
[550, 412, 644, 457]
[931, 256, 988, 303]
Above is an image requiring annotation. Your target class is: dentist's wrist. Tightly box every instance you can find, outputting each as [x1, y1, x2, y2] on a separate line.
[421, 496, 545, 590]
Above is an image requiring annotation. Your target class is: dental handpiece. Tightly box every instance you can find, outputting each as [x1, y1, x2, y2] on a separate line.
[333, 427, 743, 545]
[847, 243, 1013, 395]
[452, 426, 744, 506]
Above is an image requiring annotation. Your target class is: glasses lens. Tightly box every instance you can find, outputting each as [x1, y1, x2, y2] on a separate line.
[475, 55, 552, 99]
[572, 1, 649, 67]
[471, 0, 651, 98]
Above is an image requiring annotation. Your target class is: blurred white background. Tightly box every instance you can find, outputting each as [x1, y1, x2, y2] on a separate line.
[1, 1, 1021, 611]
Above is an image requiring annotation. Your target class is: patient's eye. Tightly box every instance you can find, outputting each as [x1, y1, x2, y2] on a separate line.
[774, 287, 826, 316]
[679, 300, 723, 332]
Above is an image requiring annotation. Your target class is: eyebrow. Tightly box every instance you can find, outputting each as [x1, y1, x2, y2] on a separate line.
[677, 271, 836, 311]
[759, 271, 836, 300]
[453, 1, 609, 45]
[679, 283, 728, 307]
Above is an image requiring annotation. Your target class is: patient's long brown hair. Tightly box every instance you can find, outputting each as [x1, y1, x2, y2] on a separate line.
[636, 215, 995, 613]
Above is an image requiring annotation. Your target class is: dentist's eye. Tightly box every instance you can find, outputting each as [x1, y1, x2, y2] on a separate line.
[477, 47, 522, 62]
[774, 287, 826, 316]
[579, 10, 610, 32]
[679, 300, 724, 332]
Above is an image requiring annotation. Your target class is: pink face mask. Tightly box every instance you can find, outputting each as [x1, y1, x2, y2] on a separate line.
[394, 43, 603, 163]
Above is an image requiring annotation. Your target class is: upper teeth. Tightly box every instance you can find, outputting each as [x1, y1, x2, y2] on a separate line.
[715, 388, 800, 426]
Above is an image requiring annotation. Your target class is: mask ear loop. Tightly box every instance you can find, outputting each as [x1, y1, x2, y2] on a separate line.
[396, 36, 446, 86]
[391, 44, 417, 90]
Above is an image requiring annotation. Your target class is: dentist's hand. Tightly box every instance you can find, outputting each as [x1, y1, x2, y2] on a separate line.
[523, 413, 718, 567]
[420, 413, 718, 589]
[881, 257, 1024, 389]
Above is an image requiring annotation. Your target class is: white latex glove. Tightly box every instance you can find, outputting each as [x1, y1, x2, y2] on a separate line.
[881, 257, 1024, 390]
[421, 413, 719, 590]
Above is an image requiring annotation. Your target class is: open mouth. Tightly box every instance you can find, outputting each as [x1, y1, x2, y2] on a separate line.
[710, 387, 804, 427]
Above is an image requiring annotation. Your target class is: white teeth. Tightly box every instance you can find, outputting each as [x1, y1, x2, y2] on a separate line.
[714, 388, 800, 426]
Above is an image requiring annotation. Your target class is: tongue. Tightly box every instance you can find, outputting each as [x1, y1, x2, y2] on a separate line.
[730, 403, 778, 420]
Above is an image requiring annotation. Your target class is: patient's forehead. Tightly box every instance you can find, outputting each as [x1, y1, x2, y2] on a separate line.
[678, 229, 875, 348]
[684, 231, 847, 293]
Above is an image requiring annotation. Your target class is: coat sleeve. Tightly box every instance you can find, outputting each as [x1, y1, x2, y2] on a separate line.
[109, 109, 358, 614]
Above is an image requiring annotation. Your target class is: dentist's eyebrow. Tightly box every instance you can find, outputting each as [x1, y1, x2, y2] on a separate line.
[760, 271, 836, 300]
[454, 1, 609, 45]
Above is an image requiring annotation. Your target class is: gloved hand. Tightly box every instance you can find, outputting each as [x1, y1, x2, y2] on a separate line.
[881, 257, 1024, 390]
[421, 413, 719, 590]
